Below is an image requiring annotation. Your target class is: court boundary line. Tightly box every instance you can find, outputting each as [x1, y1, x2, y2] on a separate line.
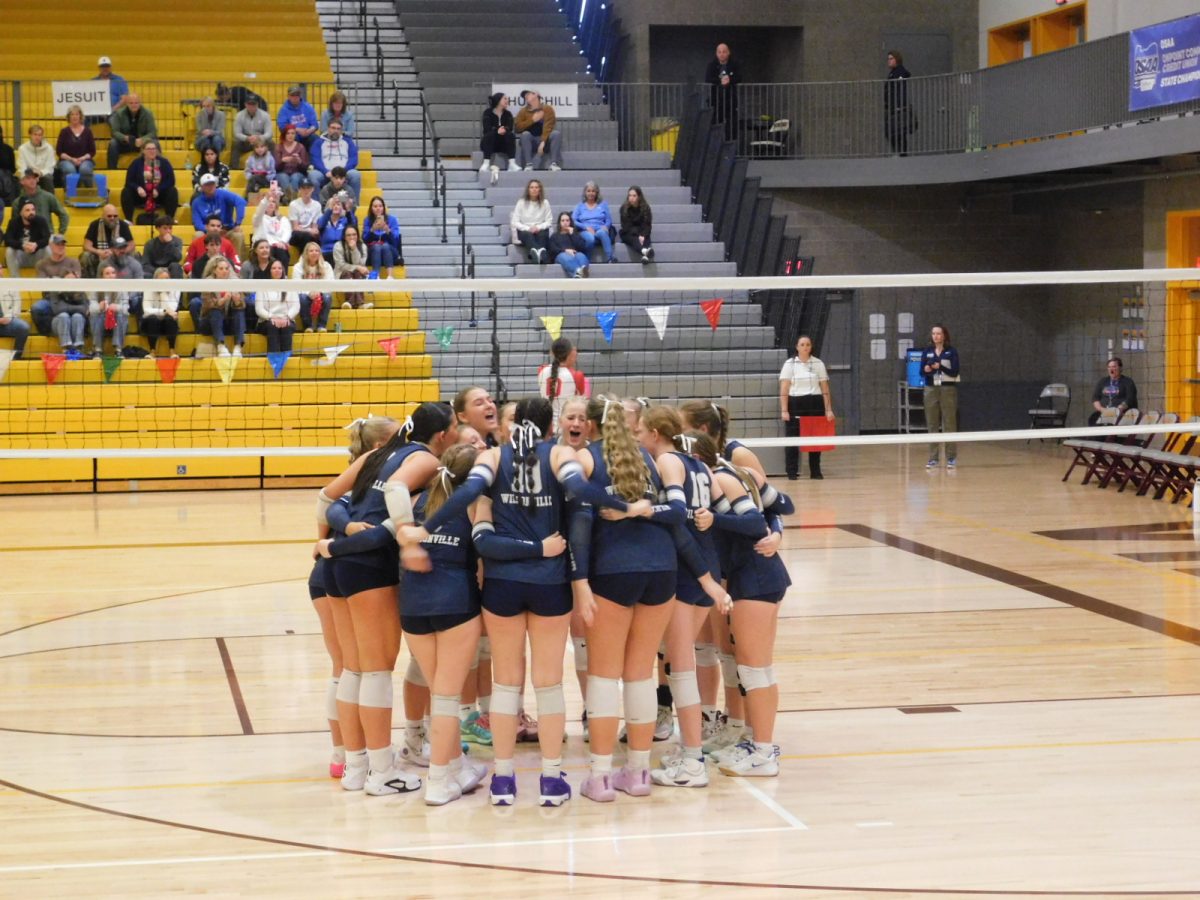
[215, 638, 253, 736]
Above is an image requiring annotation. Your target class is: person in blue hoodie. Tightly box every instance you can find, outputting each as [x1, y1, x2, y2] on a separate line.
[277, 85, 319, 149]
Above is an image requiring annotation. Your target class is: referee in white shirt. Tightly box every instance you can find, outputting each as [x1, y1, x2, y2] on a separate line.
[778, 335, 834, 480]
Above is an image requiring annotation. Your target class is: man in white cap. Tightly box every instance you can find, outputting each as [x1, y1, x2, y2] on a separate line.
[92, 56, 130, 116]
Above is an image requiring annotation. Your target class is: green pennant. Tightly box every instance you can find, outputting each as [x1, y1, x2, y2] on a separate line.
[101, 354, 123, 384]
[433, 326, 455, 349]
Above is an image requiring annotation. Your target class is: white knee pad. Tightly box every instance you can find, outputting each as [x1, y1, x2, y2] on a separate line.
[404, 656, 427, 687]
[431, 693, 460, 719]
[623, 678, 657, 725]
[667, 670, 701, 710]
[359, 670, 393, 709]
[316, 489, 333, 524]
[737, 664, 776, 693]
[571, 636, 588, 672]
[336, 670, 361, 706]
[719, 652, 739, 688]
[326, 677, 340, 720]
[534, 683, 565, 717]
[694, 642, 719, 668]
[586, 675, 620, 719]
[478, 636, 491, 660]
[491, 682, 522, 716]
[470, 641, 481, 669]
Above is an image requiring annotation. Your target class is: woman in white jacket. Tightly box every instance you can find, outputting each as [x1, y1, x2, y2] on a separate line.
[252, 190, 293, 269]
[510, 179, 552, 263]
[256, 258, 300, 352]
[141, 267, 180, 358]
[292, 241, 335, 332]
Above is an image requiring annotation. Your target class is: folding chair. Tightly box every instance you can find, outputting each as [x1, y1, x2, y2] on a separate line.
[1028, 383, 1070, 430]
[1062, 407, 1120, 482]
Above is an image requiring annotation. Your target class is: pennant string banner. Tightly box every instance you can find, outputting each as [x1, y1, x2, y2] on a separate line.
[101, 355, 123, 384]
[214, 355, 238, 386]
[595, 310, 618, 344]
[699, 298, 724, 331]
[540, 315, 564, 340]
[433, 326, 455, 349]
[41, 354, 66, 385]
[645, 305, 670, 341]
[267, 351, 291, 379]
[155, 356, 180, 384]
[0, 349, 15, 384]
[378, 336, 401, 360]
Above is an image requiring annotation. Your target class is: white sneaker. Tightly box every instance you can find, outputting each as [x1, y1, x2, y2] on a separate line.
[718, 745, 780, 778]
[340, 757, 368, 791]
[232, 345, 242, 358]
[489, 165, 499, 185]
[399, 734, 430, 767]
[523, 165, 533, 172]
[710, 736, 753, 765]
[362, 302, 374, 309]
[653, 704, 674, 741]
[216, 344, 231, 357]
[342, 301, 353, 309]
[703, 716, 740, 754]
[479, 159, 490, 173]
[549, 163, 561, 172]
[365, 764, 422, 796]
[507, 160, 521, 172]
[452, 756, 488, 794]
[424, 775, 463, 806]
[651, 754, 709, 788]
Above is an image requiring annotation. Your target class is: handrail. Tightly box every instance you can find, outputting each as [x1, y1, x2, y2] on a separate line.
[489, 292, 506, 403]
[456, 202, 467, 278]
[358, 0, 367, 56]
[467, 245, 477, 326]
[391, 79, 400, 155]
[439, 165, 447, 242]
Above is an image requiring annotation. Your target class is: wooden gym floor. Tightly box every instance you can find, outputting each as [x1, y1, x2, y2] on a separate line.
[0, 441, 1198, 898]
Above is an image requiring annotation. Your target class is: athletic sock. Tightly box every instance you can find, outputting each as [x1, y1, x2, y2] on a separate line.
[702, 705, 719, 720]
[494, 758, 515, 777]
[428, 763, 448, 782]
[542, 756, 562, 778]
[683, 745, 703, 761]
[478, 695, 491, 714]
[728, 716, 745, 730]
[367, 746, 393, 772]
[628, 748, 651, 770]
[590, 752, 613, 776]
[404, 719, 422, 742]
[346, 748, 367, 766]
[331, 745, 346, 764]
[754, 741, 773, 757]
[422, 715, 431, 735]
[460, 704, 474, 721]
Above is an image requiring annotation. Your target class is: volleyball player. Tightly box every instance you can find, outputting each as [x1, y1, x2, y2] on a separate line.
[315, 402, 457, 796]
[558, 396, 592, 733]
[452, 385, 501, 446]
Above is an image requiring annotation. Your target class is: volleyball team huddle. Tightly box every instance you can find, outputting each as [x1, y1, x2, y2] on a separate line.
[310, 384, 793, 808]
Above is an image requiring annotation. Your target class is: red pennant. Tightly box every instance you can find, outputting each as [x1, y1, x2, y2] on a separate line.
[41, 354, 66, 385]
[378, 336, 400, 360]
[700, 298, 723, 331]
[156, 356, 181, 384]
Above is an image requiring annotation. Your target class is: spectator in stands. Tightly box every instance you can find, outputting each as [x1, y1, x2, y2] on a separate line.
[256, 258, 298, 353]
[142, 215, 183, 278]
[243, 137, 276, 198]
[311, 120, 360, 197]
[195, 97, 226, 156]
[188, 233, 222, 325]
[14, 168, 69, 234]
[17, 127, 56, 192]
[317, 194, 353, 262]
[120, 141, 178, 224]
[0, 264, 31, 357]
[320, 91, 357, 138]
[110, 236, 145, 318]
[232, 95, 274, 168]
[242, 238, 274, 282]
[318, 167, 355, 207]
[572, 181, 615, 263]
[216, 83, 268, 113]
[922, 323, 960, 469]
[333, 223, 370, 309]
[273, 125, 309, 201]
[363, 196, 402, 278]
[185, 215, 240, 275]
[0, 127, 17, 215]
[141, 267, 180, 358]
[480, 92, 518, 184]
[88, 261, 130, 357]
[287, 180, 322, 254]
[32, 235, 81, 337]
[56, 105, 96, 189]
[885, 51, 913, 156]
[4, 199, 50, 275]
[278, 86, 319, 149]
[251, 188, 292, 268]
[191, 174, 246, 256]
[107, 94, 157, 170]
[93, 56, 130, 117]
[706, 43, 740, 142]
[510, 178, 552, 263]
[293, 241, 333, 332]
[549, 211, 589, 278]
[80, 205, 132, 278]
[46, 265, 88, 353]
[619, 185, 654, 264]
[1089, 357, 1138, 426]
[192, 146, 230, 198]
[200, 254, 246, 357]
[515, 90, 563, 173]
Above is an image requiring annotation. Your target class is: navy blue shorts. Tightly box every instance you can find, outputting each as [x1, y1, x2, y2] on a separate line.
[327, 555, 398, 598]
[308, 558, 327, 601]
[675, 574, 713, 608]
[735, 590, 786, 605]
[402, 610, 480, 635]
[589, 570, 675, 608]
[481, 577, 572, 618]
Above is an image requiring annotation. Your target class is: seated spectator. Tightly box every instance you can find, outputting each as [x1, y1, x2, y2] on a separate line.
[188, 232, 224, 328]
[318, 167, 355, 207]
[241, 238, 274, 281]
[572, 181, 615, 263]
[141, 267, 180, 358]
[251, 188, 292, 268]
[194, 96, 226, 156]
[191, 146, 230, 198]
[232, 95, 273, 169]
[317, 195, 353, 262]
[510, 178, 552, 263]
[287, 180, 322, 254]
[363, 195, 402, 278]
[292, 241, 334, 332]
[320, 91, 357, 139]
[110, 236, 145, 318]
[619, 185, 654, 264]
[333, 223, 370, 309]
[142, 214, 183, 279]
[47, 268, 89, 353]
[216, 83, 268, 114]
[277, 86, 319, 149]
[17, 126, 56, 193]
[184, 214, 241, 275]
[107, 94, 157, 170]
[0, 127, 16, 215]
[310, 120, 360, 196]
[81, 205, 133, 278]
[92, 56, 130, 121]
[1090, 357, 1138, 425]
[200, 255, 246, 357]
[33, 233, 82, 337]
[4, 199, 50, 275]
[548, 212, 589, 278]
[480, 92, 518, 183]
[243, 136, 276, 199]
[13, 168, 69, 235]
[191, 175, 246, 256]
[256, 258, 299, 353]
[88, 261, 130, 357]
[120, 141, 178, 224]
[0, 265, 31, 358]
[273, 125, 310, 201]
[56, 105, 97, 189]
[515, 91, 563, 172]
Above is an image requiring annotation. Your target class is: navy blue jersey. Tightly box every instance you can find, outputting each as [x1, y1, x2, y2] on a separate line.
[724, 437, 747, 458]
[674, 451, 720, 581]
[714, 463, 791, 599]
[402, 492, 479, 616]
[482, 441, 568, 584]
[587, 441, 675, 575]
[346, 442, 435, 526]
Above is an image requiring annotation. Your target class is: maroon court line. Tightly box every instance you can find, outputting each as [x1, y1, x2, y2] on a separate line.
[216, 637, 254, 736]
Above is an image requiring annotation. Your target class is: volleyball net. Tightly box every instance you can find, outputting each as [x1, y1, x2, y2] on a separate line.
[0, 268, 1197, 495]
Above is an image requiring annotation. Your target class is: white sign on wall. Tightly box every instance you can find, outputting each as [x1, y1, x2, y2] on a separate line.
[491, 83, 579, 118]
[52, 81, 111, 117]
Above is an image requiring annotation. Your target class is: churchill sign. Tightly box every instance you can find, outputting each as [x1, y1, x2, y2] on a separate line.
[52, 81, 111, 117]
[491, 83, 579, 118]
